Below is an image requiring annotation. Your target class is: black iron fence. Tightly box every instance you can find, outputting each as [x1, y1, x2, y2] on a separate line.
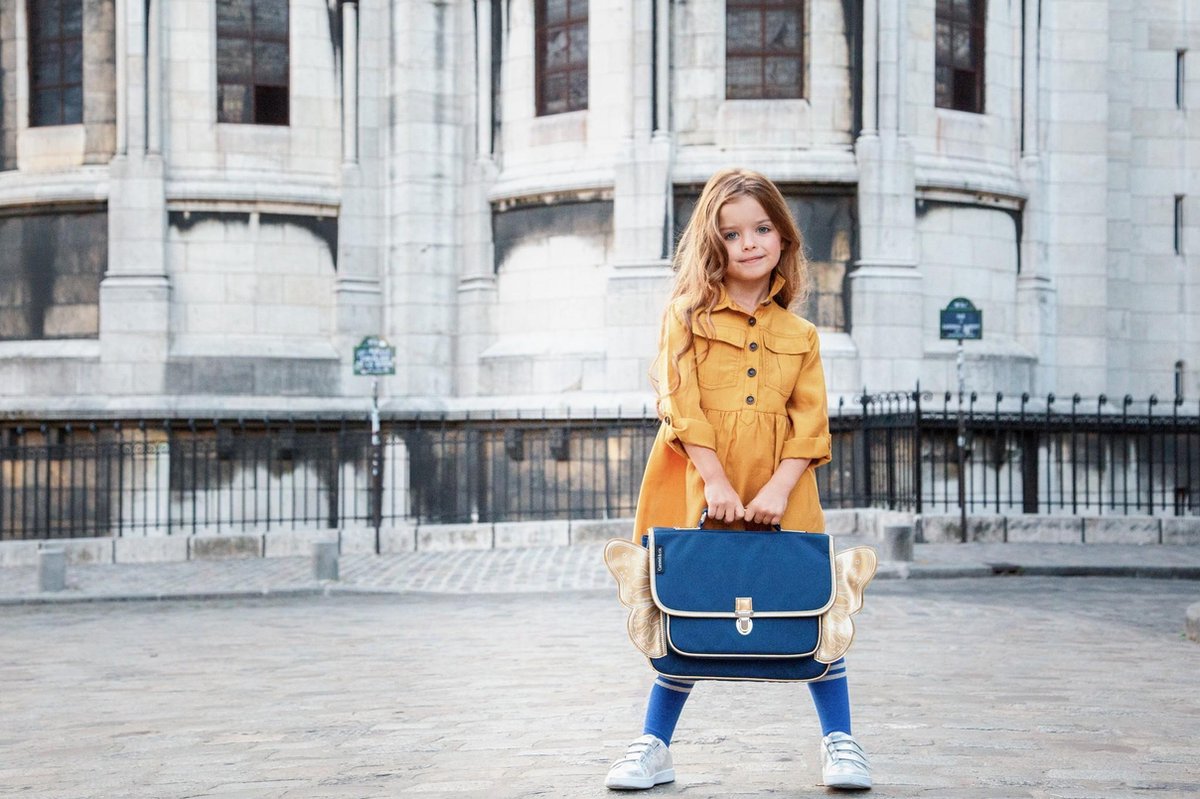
[823, 390, 1200, 517]
[2, 391, 1199, 540]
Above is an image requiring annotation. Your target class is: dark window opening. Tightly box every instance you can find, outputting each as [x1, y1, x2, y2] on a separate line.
[1177, 50, 1186, 110]
[28, 0, 84, 126]
[1175, 195, 1185, 255]
[216, 0, 290, 125]
[535, 0, 588, 115]
[935, 0, 986, 113]
[0, 208, 106, 340]
[726, 0, 804, 100]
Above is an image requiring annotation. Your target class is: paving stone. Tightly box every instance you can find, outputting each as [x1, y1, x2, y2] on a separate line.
[1, 576, 1198, 797]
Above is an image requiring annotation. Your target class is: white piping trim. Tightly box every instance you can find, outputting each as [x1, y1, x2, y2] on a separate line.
[664, 616, 822, 659]
[650, 661, 832, 683]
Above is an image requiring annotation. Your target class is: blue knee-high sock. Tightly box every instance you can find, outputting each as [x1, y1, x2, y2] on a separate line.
[642, 676, 695, 746]
[807, 659, 852, 736]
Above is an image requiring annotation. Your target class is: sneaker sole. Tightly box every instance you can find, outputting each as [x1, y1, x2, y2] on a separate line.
[823, 774, 872, 790]
[605, 768, 675, 790]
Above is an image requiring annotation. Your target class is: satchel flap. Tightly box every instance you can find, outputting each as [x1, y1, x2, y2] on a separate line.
[648, 528, 835, 617]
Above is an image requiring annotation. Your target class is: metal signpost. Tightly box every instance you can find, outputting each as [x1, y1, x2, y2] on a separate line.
[353, 336, 396, 553]
[939, 298, 983, 542]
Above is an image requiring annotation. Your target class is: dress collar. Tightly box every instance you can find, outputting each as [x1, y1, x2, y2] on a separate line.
[714, 273, 787, 313]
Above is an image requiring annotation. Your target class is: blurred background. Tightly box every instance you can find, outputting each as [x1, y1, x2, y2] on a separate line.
[0, 1, 1197, 541]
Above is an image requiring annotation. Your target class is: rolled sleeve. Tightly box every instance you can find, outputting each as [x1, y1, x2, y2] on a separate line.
[658, 308, 716, 457]
[783, 327, 832, 467]
[662, 411, 717, 454]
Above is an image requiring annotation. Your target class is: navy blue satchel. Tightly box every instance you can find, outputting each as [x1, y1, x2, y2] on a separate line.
[604, 522, 877, 683]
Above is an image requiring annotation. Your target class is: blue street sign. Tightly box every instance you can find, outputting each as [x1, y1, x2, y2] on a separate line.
[353, 336, 397, 376]
[939, 297, 983, 340]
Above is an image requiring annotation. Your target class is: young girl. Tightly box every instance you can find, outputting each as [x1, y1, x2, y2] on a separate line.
[604, 168, 871, 791]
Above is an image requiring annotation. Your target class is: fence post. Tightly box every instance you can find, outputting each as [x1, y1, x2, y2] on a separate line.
[1097, 395, 1107, 512]
[1147, 395, 1158, 514]
[993, 392, 1003, 514]
[312, 541, 339, 581]
[1118, 395, 1128, 513]
[37, 547, 66, 592]
[912, 386, 923, 515]
[1173, 397, 1184, 515]
[472, 419, 489, 523]
[860, 392, 872, 508]
[1070, 394, 1080, 515]
[879, 524, 914, 562]
[163, 420, 174, 535]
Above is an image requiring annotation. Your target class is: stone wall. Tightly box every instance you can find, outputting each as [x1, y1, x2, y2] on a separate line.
[4, 509, 1198, 567]
[0, 0, 1195, 417]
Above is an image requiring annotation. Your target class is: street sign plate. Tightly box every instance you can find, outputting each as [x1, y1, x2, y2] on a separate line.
[939, 297, 983, 340]
[353, 336, 396, 376]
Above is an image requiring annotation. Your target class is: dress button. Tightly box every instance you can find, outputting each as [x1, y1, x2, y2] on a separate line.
[748, 317, 757, 326]
[746, 395, 755, 405]
[749, 342, 758, 351]
[747, 368, 757, 377]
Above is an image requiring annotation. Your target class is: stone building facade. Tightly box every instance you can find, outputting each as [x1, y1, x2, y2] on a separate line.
[0, 0, 1196, 419]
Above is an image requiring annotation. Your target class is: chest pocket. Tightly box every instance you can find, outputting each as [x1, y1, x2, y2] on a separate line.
[762, 330, 810, 397]
[694, 323, 747, 390]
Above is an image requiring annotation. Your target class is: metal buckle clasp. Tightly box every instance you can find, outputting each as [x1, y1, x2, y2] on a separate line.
[735, 596, 753, 635]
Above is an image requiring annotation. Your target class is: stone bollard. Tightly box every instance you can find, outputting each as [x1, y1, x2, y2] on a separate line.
[1187, 602, 1200, 644]
[37, 548, 67, 592]
[879, 524, 915, 562]
[313, 541, 339, 581]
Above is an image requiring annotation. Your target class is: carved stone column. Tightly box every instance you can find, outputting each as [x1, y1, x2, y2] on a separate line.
[100, 0, 169, 395]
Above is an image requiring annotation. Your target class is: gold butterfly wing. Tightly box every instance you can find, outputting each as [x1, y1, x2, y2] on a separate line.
[602, 538, 666, 659]
[815, 546, 878, 664]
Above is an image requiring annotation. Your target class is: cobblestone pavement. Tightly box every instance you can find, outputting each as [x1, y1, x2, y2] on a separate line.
[3, 541, 1200, 602]
[2, 574, 1198, 798]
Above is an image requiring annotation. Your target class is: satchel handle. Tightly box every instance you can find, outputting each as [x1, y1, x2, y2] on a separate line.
[698, 507, 782, 531]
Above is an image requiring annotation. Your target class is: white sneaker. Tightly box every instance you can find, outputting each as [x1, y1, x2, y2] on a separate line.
[604, 734, 675, 790]
[820, 731, 871, 790]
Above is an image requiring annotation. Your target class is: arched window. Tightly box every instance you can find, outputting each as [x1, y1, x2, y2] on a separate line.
[726, 0, 805, 100]
[216, 0, 289, 125]
[935, 0, 986, 113]
[535, 0, 588, 116]
[28, 0, 84, 126]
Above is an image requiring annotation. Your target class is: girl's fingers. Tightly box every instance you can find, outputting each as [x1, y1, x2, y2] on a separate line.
[716, 503, 744, 522]
[745, 504, 782, 525]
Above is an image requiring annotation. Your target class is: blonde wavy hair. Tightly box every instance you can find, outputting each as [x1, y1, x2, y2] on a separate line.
[654, 168, 811, 410]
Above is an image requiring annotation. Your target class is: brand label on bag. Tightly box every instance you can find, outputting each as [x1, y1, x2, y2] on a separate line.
[655, 546, 665, 574]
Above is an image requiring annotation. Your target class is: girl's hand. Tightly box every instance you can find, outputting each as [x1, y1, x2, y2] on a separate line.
[681, 443, 745, 523]
[744, 458, 811, 526]
[744, 482, 790, 526]
[704, 477, 745, 523]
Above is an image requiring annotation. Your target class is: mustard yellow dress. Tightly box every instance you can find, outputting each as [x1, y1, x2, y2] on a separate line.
[632, 277, 832, 538]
